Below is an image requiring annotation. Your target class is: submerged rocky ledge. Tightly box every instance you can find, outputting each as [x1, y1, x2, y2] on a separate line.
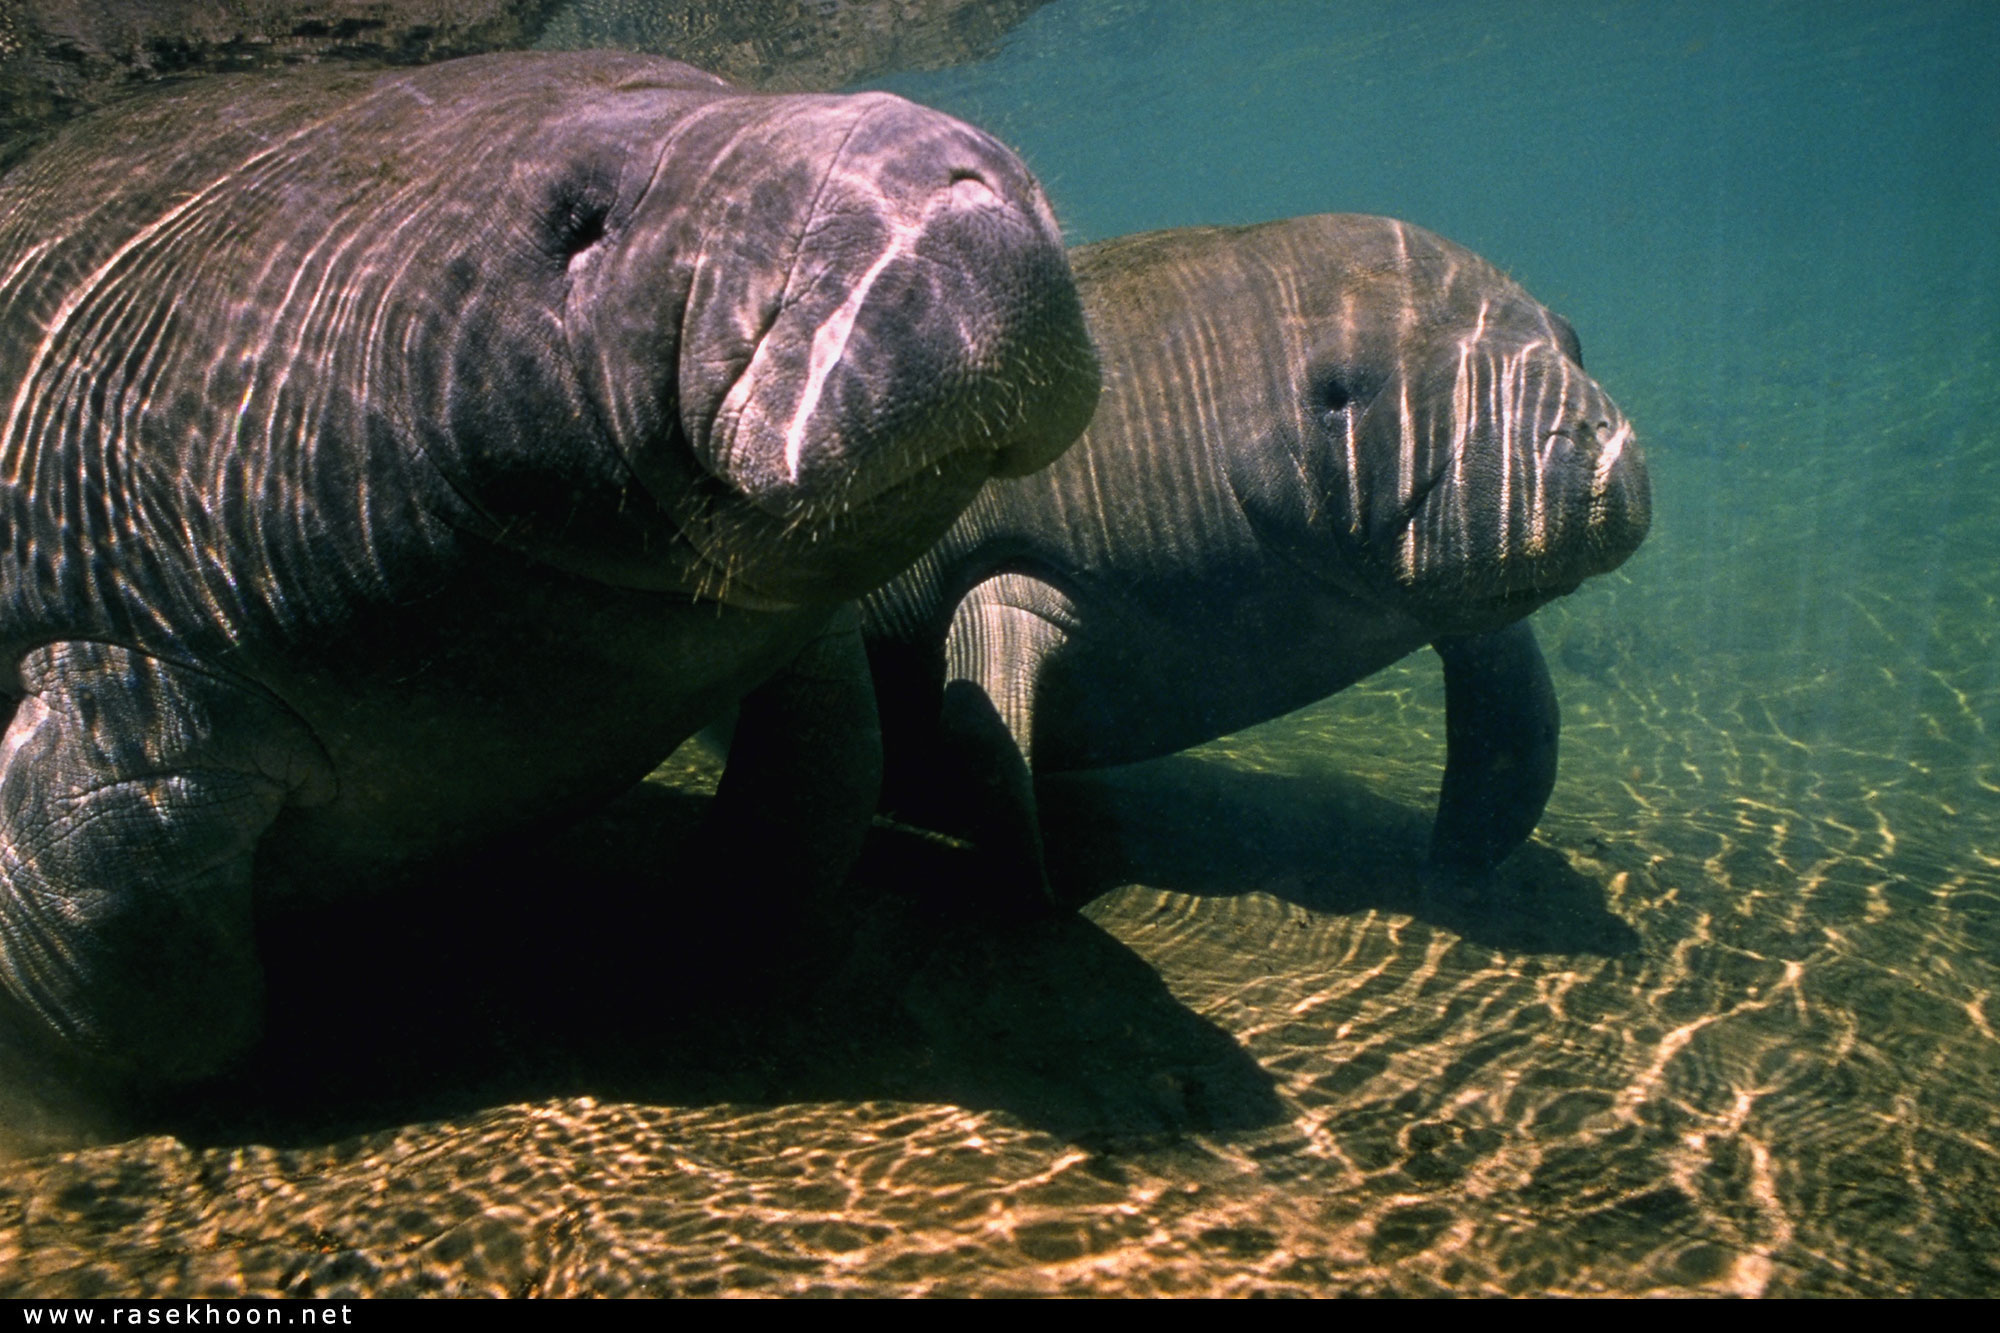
[0, 0, 1052, 161]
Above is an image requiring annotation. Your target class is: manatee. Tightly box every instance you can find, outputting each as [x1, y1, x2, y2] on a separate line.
[861, 213, 1649, 896]
[0, 51, 1099, 1087]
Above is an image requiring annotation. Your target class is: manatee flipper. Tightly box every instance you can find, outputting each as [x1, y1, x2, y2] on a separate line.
[935, 573, 1077, 903]
[703, 605, 882, 900]
[0, 642, 331, 1085]
[1427, 621, 1560, 880]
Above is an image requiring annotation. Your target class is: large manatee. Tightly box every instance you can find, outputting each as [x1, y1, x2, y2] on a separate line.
[862, 213, 1649, 895]
[0, 52, 1099, 1087]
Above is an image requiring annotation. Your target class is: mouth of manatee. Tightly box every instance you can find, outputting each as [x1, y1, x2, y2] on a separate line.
[666, 342, 1097, 610]
[678, 335, 1093, 607]
[667, 442, 1006, 608]
[1366, 421, 1647, 633]
[706, 320, 1072, 521]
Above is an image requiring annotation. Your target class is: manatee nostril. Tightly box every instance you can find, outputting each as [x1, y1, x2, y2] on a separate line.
[1541, 426, 1593, 462]
[568, 212, 606, 254]
[946, 170, 1001, 210]
[553, 203, 608, 267]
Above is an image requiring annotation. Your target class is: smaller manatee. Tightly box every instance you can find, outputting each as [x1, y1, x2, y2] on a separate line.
[862, 213, 1651, 895]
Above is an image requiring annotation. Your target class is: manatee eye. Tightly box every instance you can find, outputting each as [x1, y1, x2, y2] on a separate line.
[1306, 362, 1377, 431]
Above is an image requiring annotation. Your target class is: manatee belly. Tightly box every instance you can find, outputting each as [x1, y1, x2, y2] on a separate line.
[1029, 575, 1433, 772]
[245, 560, 827, 893]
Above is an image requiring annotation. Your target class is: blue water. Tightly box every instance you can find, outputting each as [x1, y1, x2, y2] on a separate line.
[879, 2, 1999, 364]
[881, 6, 2000, 569]
[6, 0, 1999, 1299]
[873, 0, 2000, 842]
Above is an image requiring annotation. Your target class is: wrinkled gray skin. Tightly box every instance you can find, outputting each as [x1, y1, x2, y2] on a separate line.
[863, 214, 1650, 896]
[0, 52, 1099, 1087]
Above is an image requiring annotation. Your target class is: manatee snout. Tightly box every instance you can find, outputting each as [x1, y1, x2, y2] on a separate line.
[698, 95, 1097, 529]
[625, 94, 1100, 606]
[1543, 391, 1651, 571]
[1381, 335, 1651, 631]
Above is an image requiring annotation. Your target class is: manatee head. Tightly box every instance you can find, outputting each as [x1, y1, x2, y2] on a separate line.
[561, 81, 1099, 608]
[1227, 215, 1650, 635]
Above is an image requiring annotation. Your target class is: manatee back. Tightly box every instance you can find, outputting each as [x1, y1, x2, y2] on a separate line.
[0, 55, 724, 673]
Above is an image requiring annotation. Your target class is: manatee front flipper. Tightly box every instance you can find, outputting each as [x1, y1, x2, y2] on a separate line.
[703, 606, 882, 902]
[932, 573, 1077, 905]
[0, 642, 332, 1087]
[1427, 620, 1560, 881]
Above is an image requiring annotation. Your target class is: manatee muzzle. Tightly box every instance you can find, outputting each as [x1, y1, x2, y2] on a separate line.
[1367, 342, 1651, 630]
[703, 146, 1089, 515]
[675, 97, 1098, 603]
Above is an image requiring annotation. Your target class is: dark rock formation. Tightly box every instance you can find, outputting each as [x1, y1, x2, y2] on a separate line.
[0, 0, 1052, 167]
[0, 3, 562, 161]
[536, 0, 1051, 92]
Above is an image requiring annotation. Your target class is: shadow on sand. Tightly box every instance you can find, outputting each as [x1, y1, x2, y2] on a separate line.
[23, 749, 1635, 1161]
[134, 777, 1278, 1156]
[1039, 753, 1643, 960]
